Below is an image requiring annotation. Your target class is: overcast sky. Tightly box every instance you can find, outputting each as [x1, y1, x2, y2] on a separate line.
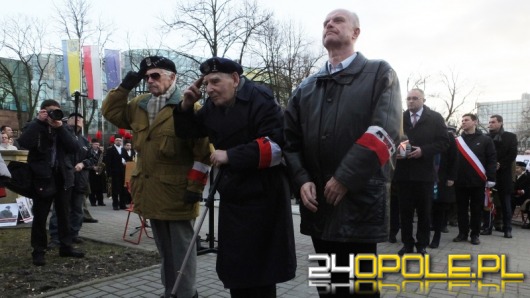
[2, 0, 530, 105]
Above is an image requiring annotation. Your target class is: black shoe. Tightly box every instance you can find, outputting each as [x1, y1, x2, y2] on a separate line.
[398, 246, 414, 256]
[389, 234, 397, 243]
[72, 237, 84, 244]
[90, 203, 97, 207]
[504, 231, 512, 238]
[449, 221, 458, 227]
[32, 251, 46, 266]
[453, 234, 467, 242]
[429, 232, 441, 249]
[494, 226, 503, 232]
[83, 218, 98, 223]
[470, 236, 480, 245]
[119, 206, 127, 210]
[59, 248, 85, 258]
[522, 223, 530, 229]
[441, 226, 449, 233]
[113, 207, 119, 210]
[98, 203, 106, 206]
[480, 228, 492, 235]
[416, 247, 427, 255]
[47, 241, 59, 250]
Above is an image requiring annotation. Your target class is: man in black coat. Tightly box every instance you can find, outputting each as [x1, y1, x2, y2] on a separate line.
[453, 113, 497, 245]
[512, 161, 530, 228]
[18, 100, 84, 266]
[104, 135, 127, 210]
[175, 57, 296, 297]
[481, 114, 518, 238]
[394, 88, 449, 255]
[88, 139, 106, 206]
[430, 128, 458, 248]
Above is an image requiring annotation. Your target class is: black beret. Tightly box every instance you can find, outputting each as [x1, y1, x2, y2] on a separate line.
[91, 138, 100, 143]
[114, 134, 123, 139]
[140, 56, 176, 73]
[516, 161, 527, 167]
[200, 57, 243, 76]
[68, 112, 84, 119]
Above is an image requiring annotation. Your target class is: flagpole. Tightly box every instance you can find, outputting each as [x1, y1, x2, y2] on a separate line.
[78, 39, 84, 136]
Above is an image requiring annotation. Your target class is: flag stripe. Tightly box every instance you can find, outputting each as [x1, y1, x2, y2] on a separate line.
[83, 46, 103, 100]
[62, 40, 81, 95]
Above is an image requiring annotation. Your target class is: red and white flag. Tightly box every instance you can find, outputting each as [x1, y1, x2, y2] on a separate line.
[83, 45, 103, 100]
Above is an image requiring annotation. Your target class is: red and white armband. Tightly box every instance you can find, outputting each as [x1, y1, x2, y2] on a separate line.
[256, 137, 282, 169]
[355, 126, 396, 165]
[187, 161, 210, 185]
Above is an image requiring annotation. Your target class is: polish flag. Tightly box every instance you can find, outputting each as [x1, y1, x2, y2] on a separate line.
[83, 45, 103, 100]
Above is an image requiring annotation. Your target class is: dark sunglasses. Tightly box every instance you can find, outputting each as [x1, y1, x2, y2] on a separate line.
[406, 96, 423, 101]
[144, 72, 162, 81]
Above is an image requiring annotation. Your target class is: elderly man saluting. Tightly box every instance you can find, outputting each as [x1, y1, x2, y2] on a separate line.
[102, 56, 211, 298]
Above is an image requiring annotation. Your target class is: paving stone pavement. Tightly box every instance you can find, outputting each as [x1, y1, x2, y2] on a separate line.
[36, 198, 530, 298]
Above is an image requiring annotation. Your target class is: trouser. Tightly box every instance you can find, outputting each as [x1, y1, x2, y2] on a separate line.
[110, 172, 127, 208]
[89, 191, 104, 206]
[151, 219, 197, 298]
[389, 182, 400, 236]
[311, 237, 379, 297]
[397, 181, 433, 248]
[456, 186, 483, 237]
[230, 285, 276, 298]
[432, 201, 450, 232]
[483, 189, 512, 232]
[49, 191, 85, 241]
[31, 174, 73, 252]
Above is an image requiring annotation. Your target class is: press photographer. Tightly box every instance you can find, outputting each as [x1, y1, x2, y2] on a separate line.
[17, 99, 84, 266]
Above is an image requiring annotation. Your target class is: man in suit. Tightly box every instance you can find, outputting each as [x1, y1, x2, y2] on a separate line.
[393, 88, 449, 255]
[121, 140, 135, 204]
[481, 114, 518, 238]
[104, 134, 127, 210]
[88, 139, 106, 207]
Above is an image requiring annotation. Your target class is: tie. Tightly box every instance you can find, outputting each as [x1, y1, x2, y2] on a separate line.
[412, 113, 418, 127]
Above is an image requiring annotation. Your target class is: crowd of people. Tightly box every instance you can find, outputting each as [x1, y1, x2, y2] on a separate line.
[6, 6, 530, 298]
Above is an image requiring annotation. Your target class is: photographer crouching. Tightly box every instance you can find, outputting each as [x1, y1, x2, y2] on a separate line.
[18, 99, 85, 266]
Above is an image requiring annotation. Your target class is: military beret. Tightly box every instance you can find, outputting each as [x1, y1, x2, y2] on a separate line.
[91, 138, 100, 143]
[140, 56, 176, 73]
[114, 134, 123, 139]
[68, 112, 84, 119]
[516, 161, 527, 168]
[200, 57, 243, 76]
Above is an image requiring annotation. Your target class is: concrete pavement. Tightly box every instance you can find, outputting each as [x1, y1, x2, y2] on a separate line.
[36, 199, 530, 298]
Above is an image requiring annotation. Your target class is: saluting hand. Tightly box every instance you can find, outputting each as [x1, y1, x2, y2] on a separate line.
[182, 77, 204, 110]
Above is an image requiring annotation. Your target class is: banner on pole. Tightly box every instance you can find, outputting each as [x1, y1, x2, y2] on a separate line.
[62, 40, 81, 95]
[83, 45, 103, 100]
[104, 49, 121, 90]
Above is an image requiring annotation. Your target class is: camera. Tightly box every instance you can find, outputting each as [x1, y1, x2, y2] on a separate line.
[47, 109, 64, 121]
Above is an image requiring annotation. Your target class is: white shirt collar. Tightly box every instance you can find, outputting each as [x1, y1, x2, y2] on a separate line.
[328, 53, 357, 74]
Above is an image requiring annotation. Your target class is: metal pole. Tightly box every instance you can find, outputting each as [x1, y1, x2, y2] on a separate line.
[170, 168, 222, 298]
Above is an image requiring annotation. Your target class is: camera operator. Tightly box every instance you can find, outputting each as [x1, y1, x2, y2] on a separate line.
[18, 100, 84, 266]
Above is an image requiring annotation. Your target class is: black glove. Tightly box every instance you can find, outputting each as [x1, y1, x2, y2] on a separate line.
[120, 71, 142, 90]
[183, 190, 203, 204]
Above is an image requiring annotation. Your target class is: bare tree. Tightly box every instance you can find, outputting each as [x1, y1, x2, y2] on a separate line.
[249, 19, 324, 106]
[163, 0, 272, 64]
[437, 68, 476, 124]
[0, 15, 52, 130]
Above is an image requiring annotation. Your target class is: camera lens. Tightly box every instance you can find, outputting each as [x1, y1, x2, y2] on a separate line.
[47, 109, 64, 121]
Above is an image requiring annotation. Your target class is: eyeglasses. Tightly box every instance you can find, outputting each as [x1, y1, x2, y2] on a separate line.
[406, 96, 423, 101]
[144, 72, 161, 81]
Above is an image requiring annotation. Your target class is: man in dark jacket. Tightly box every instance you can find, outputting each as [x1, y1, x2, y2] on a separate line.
[430, 128, 458, 248]
[393, 89, 449, 255]
[88, 139, 106, 206]
[512, 161, 530, 228]
[18, 100, 84, 266]
[104, 134, 127, 210]
[284, 9, 401, 297]
[453, 113, 497, 245]
[175, 57, 296, 297]
[48, 113, 97, 245]
[481, 114, 518, 238]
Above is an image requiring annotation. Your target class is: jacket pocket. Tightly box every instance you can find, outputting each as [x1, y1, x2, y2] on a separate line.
[349, 178, 386, 224]
[159, 129, 178, 158]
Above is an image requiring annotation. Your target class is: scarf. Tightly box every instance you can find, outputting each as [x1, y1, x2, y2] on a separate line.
[147, 79, 177, 125]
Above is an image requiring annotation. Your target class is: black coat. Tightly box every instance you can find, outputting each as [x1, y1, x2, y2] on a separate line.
[174, 77, 296, 289]
[71, 132, 97, 194]
[121, 149, 136, 162]
[513, 172, 530, 202]
[394, 106, 449, 182]
[488, 130, 518, 192]
[284, 53, 402, 243]
[89, 149, 105, 193]
[104, 145, 125, 176]
[18, 119, 79, 191]
[455, 131, 497, 187]
[435, 132, 458, 203]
